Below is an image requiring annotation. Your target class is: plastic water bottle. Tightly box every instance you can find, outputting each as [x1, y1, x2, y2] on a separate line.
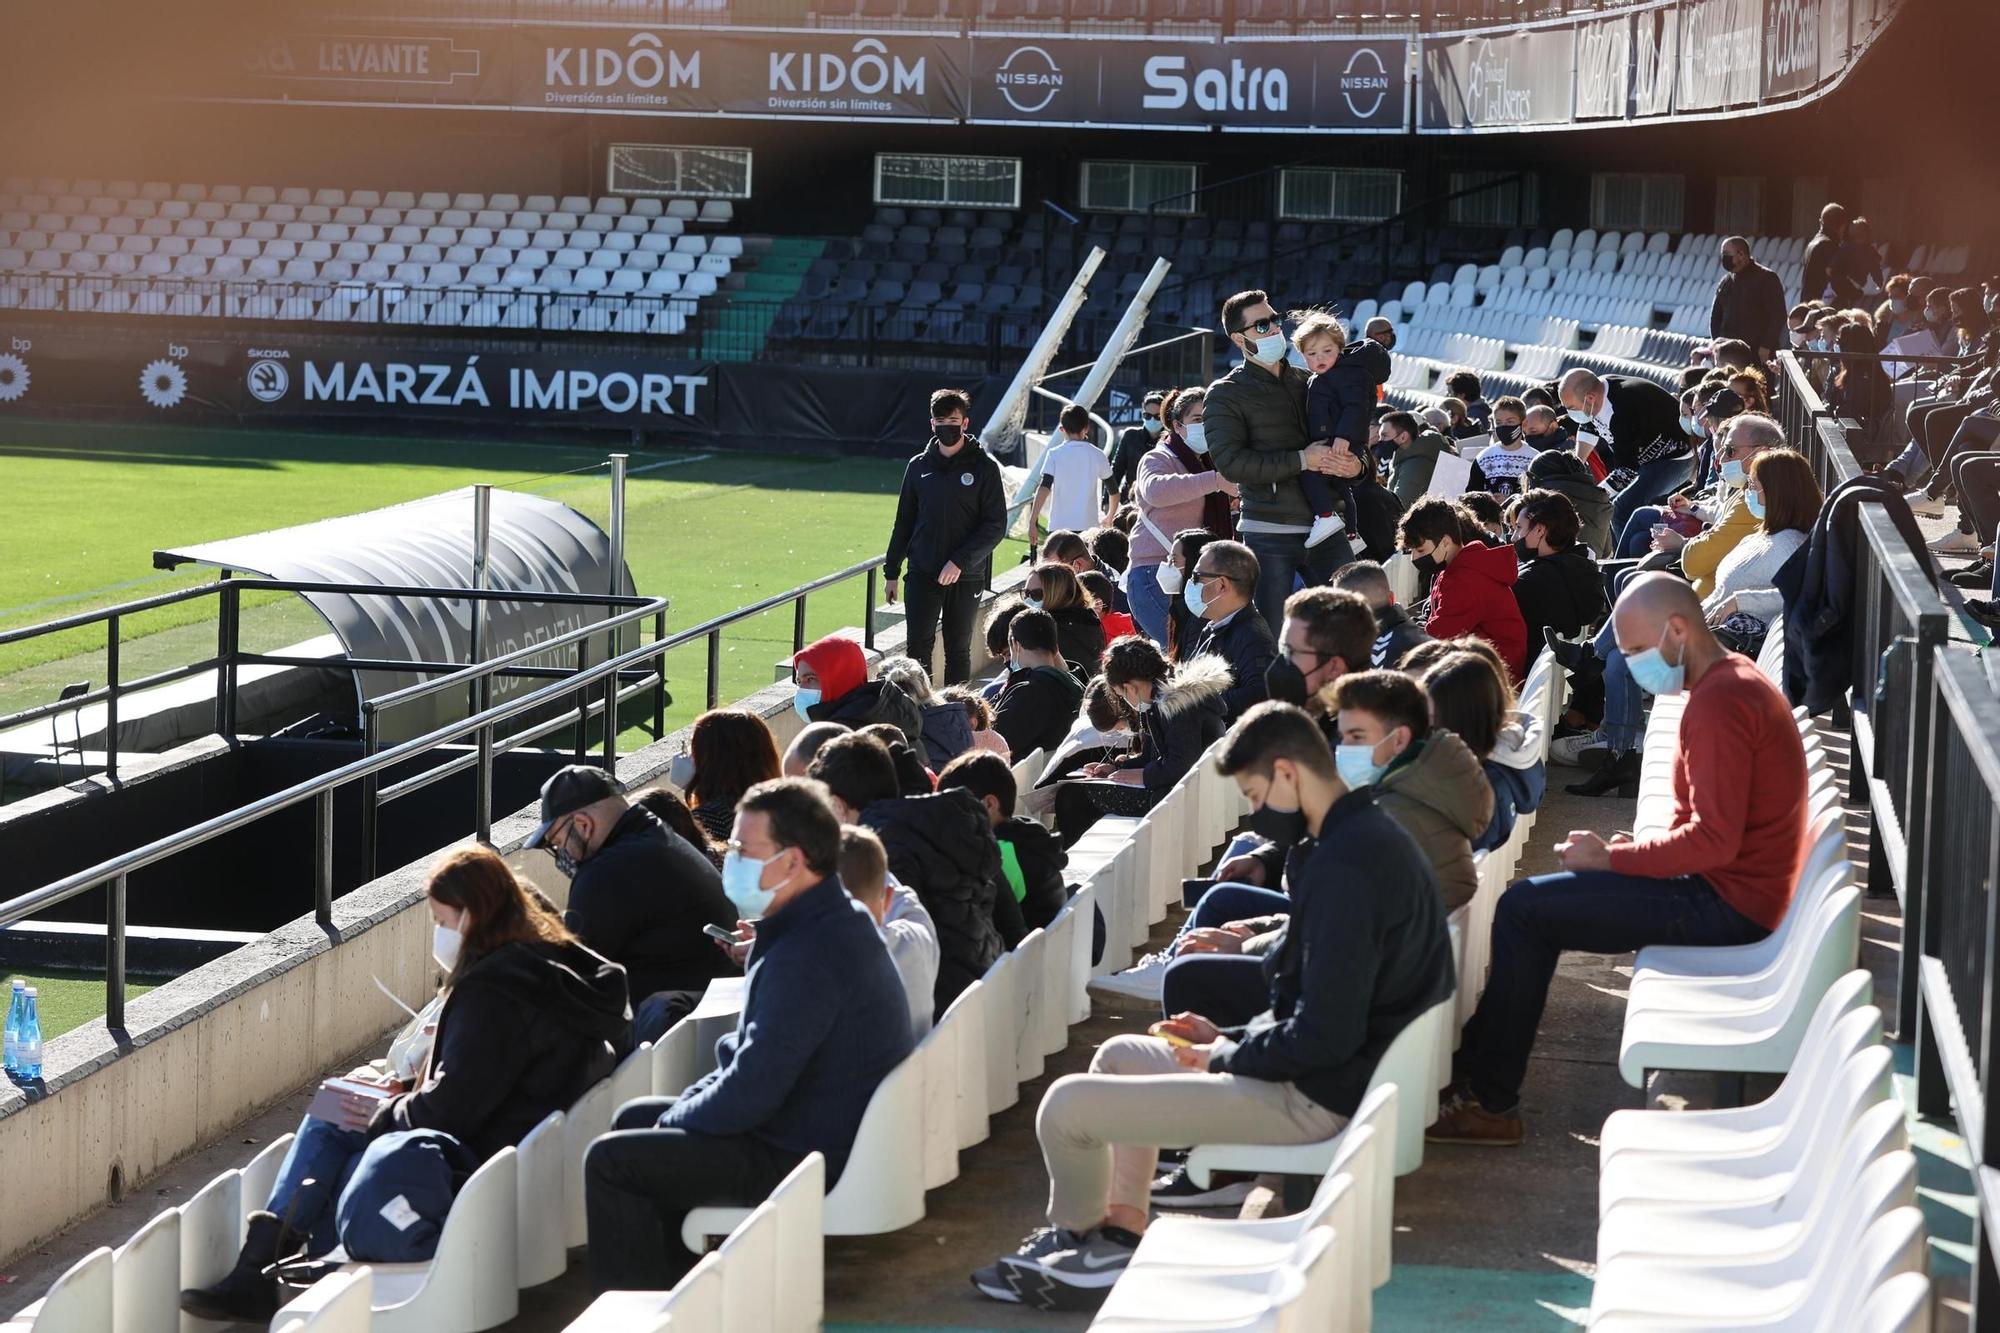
[2, 979, 21, 1075]
[17, 988, 41, 1082]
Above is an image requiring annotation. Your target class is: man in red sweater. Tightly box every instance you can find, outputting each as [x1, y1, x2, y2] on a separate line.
[1431, 572, 1806, 1145]
[1397, 497, 1528, 682]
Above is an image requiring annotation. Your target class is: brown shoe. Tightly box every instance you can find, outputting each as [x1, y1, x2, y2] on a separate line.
[1427, 1097, 1525, 1146]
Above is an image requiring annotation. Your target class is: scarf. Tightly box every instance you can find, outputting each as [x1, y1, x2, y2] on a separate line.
[1163, 432, 1237, 541]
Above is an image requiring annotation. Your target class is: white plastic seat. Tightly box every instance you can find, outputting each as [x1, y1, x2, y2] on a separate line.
[1857, 1271, 1934, 1332]
[272, 1266, 373, 1332]
[0, 1248, 113, 1332]
[515, 1111, 566, 1288]
[1013, 928, 1049, 1085]
[1092, 1226, 1342, 1333]
[936, 979, 992, 1149]
[334, 1146, 518, 1333]
[109, 1206, 180, 1333]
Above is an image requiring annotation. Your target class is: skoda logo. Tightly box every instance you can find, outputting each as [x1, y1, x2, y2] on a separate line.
[994, 45, 1063, 114]
[1339, 45, 1390, 120]
[246, 358, 290, 403]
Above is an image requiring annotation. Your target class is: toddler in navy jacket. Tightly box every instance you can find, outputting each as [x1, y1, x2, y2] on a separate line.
[1296, 312, 1393, 551]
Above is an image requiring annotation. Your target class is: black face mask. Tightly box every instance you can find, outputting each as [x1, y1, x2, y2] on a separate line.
[1720, 254, 1737, 272]
[1514, 538, 1536, 562]
[934, 423, 963, 447]
[1411, 552, 1440, 580]
[1264, 657, 1309, 707]
[1244, 802, 1310, 846]
[1494, 423, 1521, 444]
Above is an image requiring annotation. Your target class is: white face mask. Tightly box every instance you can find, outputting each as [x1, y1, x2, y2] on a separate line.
[1182, 422, 1208, 454]
[1157, 565, 1184, 596]
[433, 922, 463, 972]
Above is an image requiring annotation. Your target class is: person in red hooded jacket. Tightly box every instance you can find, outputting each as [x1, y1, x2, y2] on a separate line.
[1397, 498, 1528, 683]
[790, 635, 924, 751]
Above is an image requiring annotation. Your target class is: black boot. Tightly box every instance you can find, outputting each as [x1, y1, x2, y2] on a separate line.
[1948, 560, 1994, 588]
[1566, 749, 1641, 798]
[180, 1210, 289, 1321]
[1544, 627, 1603, 680]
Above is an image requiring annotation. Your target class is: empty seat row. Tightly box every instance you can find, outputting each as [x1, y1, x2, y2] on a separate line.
[1, 180, 735, 225]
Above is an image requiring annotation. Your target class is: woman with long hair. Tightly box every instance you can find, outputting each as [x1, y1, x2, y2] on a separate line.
[181, 847, 628, 1319]
[687, 708, 781, 842]
[1126, 385, 1239, 648]
[1026, 559, 1107, 678]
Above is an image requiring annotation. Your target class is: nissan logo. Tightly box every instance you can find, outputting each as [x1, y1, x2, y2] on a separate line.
[1339, 45, 1391, 120]
[994, 45, 1063, 114]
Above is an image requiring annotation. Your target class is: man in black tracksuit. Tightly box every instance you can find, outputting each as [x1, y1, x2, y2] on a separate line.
[885, 388, 1008, 685]
[1108, 390, 1166, 508]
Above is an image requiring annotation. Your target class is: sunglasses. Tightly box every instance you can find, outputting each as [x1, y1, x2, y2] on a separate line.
[1232, 316, 1282, 336]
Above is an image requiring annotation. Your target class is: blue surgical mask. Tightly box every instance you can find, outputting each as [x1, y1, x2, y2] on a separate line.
[1252, 331, 1287, 364]
[1744, 489, 1767, 519]
[1719, 458, 1745, 485]
[1891, 299, 1908, 315]
[1335, 741, 1388, 789]
[1566, 407, 1591, 424]
[1007, 652, 1024, 673]
[792, 686, 821, 723]
[1626, 627, 1687, 696]
[1024, 594, 1043, 608]
[1182, 422, 1208, 454]
[1183, 577, 1208, 617]
[1679, 415, 1699, 435]
[721, 849, 784, 920]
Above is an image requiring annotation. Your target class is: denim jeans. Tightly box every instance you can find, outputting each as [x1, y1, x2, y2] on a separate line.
[1589, 621, 1646, 753]
[1155, 883, 1289, 1021]
[1241, 529, 1352, 643]
[265, 1115, 369, 1256]
[1457, 870, 1766, 1111]
[263, 1115, 477, 1262]
[1126, 562, 1173, 649]
[1610, 455, 1696, 538]
[1614, 506, 1668, 559]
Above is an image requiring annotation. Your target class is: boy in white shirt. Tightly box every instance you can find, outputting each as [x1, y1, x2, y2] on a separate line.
[1029, 402, 1113, 545]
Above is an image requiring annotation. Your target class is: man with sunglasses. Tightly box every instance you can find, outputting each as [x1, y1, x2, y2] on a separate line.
[1205, 290, 1366, 634]
[1108, 389, 1168, 510]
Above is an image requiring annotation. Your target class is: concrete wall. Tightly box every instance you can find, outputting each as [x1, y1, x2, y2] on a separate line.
[0, 567, 1023, 1265]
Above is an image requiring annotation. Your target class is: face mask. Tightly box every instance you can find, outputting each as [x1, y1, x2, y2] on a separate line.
[1566, 406, 1592, 424]
[933, 422, 963, 447]
[721, 848, 784, 921]
[1891, 299, 1908, 315]
[1410, 551, 1440, 580]
[551, 825, 584, 879]
[1250, 330, 1287, 364]
[1494, 423, 1521, 444]
[1144, 414, 1163, 435]
[1626, 626, 1687, 696]
[1720, 254, 1737, 271]
[1024, 593, 1043, 608]
[1719, 458, 1745, 485]
[792, 686, 821, 723]
[1513, 537, 1536, 562]
[432, 923, 463, 972]
[1182, 422, 1208, 454]
[1244, 772, 1308, 844]
[1744, 490, 1767, 520]
[1335, 741, 1389, 790]
[1791, 330, 1808, 347]
[1125, 688, 1153, 715]
[1264, 656, 1308, 707]
[1156, 565, 1184, 596]
[1007, 652, 1024, 673]
[1678, 414, 1699, 435]
[1183, 577, 1209, 617]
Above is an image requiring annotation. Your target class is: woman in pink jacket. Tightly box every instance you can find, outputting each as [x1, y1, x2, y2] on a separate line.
[1127, 386, 1239, 647]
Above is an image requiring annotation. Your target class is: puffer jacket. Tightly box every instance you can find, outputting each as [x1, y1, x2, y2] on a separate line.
[1204, 359, 1317, 528]
[1526, 450, 1613, 557]
[915, 698, 975, 771]
[1116, 654, 1233, 792]
[997, 816, 1070, 931]
[859, 787, 1005, 1008]
[1477, 711, 1547, 853]
[1424, 540, 1529, 683]
[1374, 730, 1494, 913]
[1388, 430, 1458, 507]
[811, 679, 925, 752]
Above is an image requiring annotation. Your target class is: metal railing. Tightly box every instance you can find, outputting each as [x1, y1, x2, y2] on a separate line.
[0, 554, 891, 1036]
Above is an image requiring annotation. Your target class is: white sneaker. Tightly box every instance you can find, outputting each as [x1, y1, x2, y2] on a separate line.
[1305, 513, 1346, 549]
[1904, 489, 1947, 519]
[1550, 731, 1611, 768]
[1929, 529, 1980, 557]
[1087, 950, 1173, 1003]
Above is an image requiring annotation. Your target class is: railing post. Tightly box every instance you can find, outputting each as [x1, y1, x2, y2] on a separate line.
[601, 671, 618, 769]
[105, 873, 127, 1034]
[865, 568, 878, 650]
[314, 788, 335, 927]
[793, 594, 808, 656]
[608, 453, 629, 662]
[574, 638, 592, 761]
[471, 485, 493, 838]
[213, 570, 234, 737]
[360, 707, 380, 881]
[706, 629, 721, 710]
[654, 610, 668, 737]
[105, 614, 119, 784]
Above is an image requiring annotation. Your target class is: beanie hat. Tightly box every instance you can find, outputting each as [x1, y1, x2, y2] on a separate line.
[793, 635, 867, 705]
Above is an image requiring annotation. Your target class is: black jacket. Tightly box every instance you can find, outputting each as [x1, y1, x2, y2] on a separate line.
[810, 679, 925, 752]
[1305, 339, 1391, 446]
[1050, 603, 1107, 679]
[1109, 424, 1157, 502]
[1116, 655, 1233, 791]
[1711, 261, 1789, 356]
[1193, 604, 1278, 722]
[1513, 545, 1608, 654]
[992, 663, 1086, 756]
[565, 806, 738, 1003]
[997, 816, 1070, 932]
[1525, 448, 1614, 557]
[1370, 602, 1433, 670]
[1783, 476, 1934, 715]
[885, 436, 1008, 591]
[915, 698, 975, 771]
[372, 938, 629, 1160]
[1598, 376, 1687, 472]
[1802, 231, 1855, 305]
[1210, 788, 1455, 1117]
[1206, 359, 1318, 528]
[860, 788, 1005, 1009]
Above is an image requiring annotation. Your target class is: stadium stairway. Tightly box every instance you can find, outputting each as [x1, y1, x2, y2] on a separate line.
[698, 237, 823, 362]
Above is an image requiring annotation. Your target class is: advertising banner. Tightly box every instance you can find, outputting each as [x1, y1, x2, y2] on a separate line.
[1762, 0, 1824, 98]
[1420, 27, 1578, 130]
[232, 30, 509, 107]
[1572, 14, 1632, 120]
[1678, 0, 1761, 109]
[965, 35, 1407, 132]
[1631, 5, 1680, 117]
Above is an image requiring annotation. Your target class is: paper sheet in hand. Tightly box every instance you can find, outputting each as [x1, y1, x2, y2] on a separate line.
[1426, 452, 1474, 498]
[307, 1077, 395, 1126]
[688, 975, 748, 1021]
[1455, 432, 1492, 458]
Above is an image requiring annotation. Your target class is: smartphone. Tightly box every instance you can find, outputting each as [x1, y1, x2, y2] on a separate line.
[702, 923, 738, 944]
[1147, 1022, 1193, 1049]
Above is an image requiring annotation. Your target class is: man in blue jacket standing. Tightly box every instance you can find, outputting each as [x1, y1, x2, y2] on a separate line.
[973, 703, 1454, 1310]
[584, 777, 913, 1291]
